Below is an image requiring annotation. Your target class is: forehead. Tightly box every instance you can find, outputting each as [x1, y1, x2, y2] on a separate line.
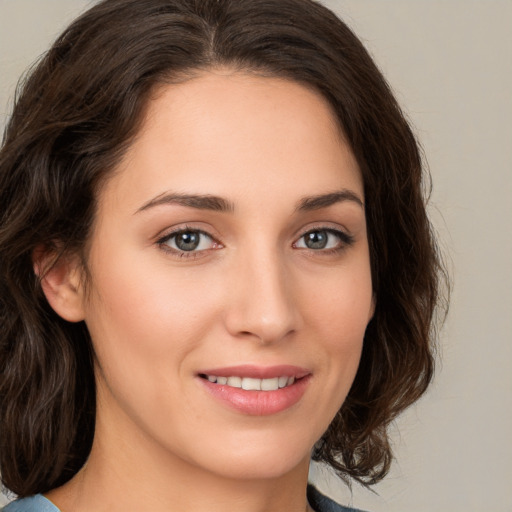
[99, 71, 362, 215]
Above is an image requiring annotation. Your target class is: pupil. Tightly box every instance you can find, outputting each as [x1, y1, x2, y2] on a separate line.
[305, 231, 327, 249]
[176, 232, 200, 251]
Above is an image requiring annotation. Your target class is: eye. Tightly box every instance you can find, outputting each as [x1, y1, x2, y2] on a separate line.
[294, 228, 353, 251]
[159, 229, 218, 253]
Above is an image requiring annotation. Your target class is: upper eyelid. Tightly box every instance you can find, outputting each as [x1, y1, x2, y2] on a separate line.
[156, 225, 218, 243]
[294, 226, 355, 249]
[296, 223, 352, 239]
[298, 225, 344, 236]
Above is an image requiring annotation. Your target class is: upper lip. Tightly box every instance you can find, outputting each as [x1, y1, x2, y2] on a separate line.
[198, 364, 310, 379]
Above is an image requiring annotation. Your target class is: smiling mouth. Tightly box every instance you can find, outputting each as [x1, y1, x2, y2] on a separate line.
[199, 374, 297, 391]
[198, 367, 311, 415]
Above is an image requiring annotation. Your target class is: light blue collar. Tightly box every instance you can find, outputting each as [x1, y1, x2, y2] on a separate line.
[1, 494, 60, 512]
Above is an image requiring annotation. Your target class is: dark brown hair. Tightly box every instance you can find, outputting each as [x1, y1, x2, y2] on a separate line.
[0, 0, 447, 497]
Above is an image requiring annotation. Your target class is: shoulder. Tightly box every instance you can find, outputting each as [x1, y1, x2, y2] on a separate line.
[1, 495, 60, 512]
[307, 485, 369, 512]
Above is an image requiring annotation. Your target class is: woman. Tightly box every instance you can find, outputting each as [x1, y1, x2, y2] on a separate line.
[0, 0, 446, 511]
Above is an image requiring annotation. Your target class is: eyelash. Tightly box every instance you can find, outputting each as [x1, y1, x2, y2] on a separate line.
[157, 226, 354, 259]
[293, 227, 355, 255]
[157, 226, 219, 259]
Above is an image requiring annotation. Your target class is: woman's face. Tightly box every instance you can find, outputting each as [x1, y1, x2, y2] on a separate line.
[78, 72, 374, 481]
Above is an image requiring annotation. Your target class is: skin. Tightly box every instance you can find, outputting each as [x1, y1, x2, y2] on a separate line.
[42, 70, 374, 512]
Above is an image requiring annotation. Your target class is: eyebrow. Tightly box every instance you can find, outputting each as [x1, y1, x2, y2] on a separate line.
[135, 189, 363, 215]
[135, 192, 235, 214]
[296, 190, 364, 211]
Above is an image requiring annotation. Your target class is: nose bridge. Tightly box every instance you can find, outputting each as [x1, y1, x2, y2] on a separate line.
[224, 244, 299, 343]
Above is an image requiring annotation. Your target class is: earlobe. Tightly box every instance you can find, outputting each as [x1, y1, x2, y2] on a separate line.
[33, 246, 86, 323]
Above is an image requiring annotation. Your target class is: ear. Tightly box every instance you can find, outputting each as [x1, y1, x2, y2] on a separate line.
[33, 246, 86, 323]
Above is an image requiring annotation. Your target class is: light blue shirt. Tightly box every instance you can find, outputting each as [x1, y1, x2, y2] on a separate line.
[2, 495, 57, 512]
[2, 486, 367, 512]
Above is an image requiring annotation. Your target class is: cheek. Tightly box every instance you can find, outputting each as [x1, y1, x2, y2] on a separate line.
[299, 259, 372, 404]
[82, 253, 228, 443]
[302, 260, 373, 342]
[82, 247, 225, 381]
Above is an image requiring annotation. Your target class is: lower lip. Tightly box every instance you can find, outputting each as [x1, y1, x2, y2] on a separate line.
[199, 376, 311, 416]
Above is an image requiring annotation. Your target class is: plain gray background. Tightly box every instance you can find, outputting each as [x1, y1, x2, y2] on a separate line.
[1, 1, 511, 511]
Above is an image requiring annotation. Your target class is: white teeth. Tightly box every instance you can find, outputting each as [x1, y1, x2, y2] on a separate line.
[242, 377, 261, 391]
[278, 376, 288, 388]
[204, 375, 296, 391]
[226, 376, 241, 387]
[261, 377, 279, 391]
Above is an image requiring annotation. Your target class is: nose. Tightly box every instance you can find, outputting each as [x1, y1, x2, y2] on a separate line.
[223, 249, 300, 344]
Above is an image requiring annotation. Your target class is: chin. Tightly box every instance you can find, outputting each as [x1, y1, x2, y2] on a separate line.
[205, 452, 310, 481]
[183, 428, 316, 481]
